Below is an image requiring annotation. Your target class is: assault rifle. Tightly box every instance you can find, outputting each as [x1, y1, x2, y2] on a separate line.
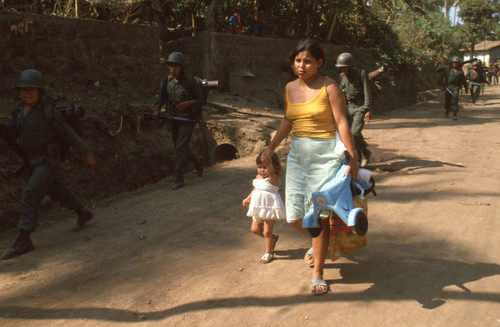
[444, 87, 458, 101]
[0, 122, 29, 176]
[435, 58, 478, 72]
[143, 112, 206, 126]
[1, 105, 85, 177]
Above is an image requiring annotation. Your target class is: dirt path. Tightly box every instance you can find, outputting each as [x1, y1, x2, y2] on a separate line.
[1, 86, 499, 327]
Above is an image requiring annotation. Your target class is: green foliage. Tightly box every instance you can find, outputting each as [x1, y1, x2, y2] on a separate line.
[458, 0, 499, 44]
[7, 0, 497, 70]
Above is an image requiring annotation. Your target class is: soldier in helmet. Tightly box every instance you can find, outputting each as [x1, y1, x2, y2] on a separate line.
[437, 56, 468, 120]
[336, 52, 373, 167]
[153, 52, 204, 190]
[1, 70, 97, 260]
[466, 61, 488, 105]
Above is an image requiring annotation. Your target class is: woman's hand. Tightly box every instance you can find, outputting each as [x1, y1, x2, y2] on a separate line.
[346, 155, 359, 179]
[261, 148, 273, 166]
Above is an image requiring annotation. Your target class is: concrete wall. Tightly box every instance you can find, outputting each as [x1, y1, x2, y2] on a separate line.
[164, 32, 437, 111]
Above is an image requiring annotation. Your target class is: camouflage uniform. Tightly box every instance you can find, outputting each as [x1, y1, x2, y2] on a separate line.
[339, 68, 373, 162]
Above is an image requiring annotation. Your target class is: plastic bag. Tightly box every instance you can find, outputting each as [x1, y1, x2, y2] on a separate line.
[329, 196, 367, 261]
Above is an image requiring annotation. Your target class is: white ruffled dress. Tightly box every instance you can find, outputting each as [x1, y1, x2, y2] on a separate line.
[246, 178, 286, 220]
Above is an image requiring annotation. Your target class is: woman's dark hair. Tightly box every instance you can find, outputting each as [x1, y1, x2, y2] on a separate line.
[289, 39, 325, 65]
[256, 152, 282, 176]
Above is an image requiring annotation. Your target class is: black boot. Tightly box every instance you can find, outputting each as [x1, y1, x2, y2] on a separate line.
[171, 173, 185, 190]
[72, 207, 93, 232]
[194, 156, 203, 177]
[2, 230, 34, 260]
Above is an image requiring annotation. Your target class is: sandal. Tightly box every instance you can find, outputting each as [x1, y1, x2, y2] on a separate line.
[260, 253, 273, 264]
[310, 278, 328, 295]
[304, 247, 314, 266]
[272, 234, 279, 252]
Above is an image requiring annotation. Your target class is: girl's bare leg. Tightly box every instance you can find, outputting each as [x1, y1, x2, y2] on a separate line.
[263, 219, 277, 253]
[250, 220, 264, 237]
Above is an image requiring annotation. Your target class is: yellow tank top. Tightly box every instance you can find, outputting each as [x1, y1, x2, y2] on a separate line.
[285, 77, 336, 139]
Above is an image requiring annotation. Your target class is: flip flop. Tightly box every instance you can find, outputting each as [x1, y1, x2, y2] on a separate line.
[310, 278, 328, 295]
[260, 253, 273, 264]
[272, 234, 279, 252]
[304, 247, 314, 266]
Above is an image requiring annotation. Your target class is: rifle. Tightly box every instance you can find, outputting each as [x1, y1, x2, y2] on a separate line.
[468, 81, 483, 87]
[1, 105, 86, 177]
[143, 112, 207, 126]
[435, 58, 478, 72]
[0, 122, 30, 177]
[444, 87, 458, 101]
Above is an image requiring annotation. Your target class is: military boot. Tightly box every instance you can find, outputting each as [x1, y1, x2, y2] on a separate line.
[171, 173, 185, 190]
[360, 149, 371, 168]
[72, 207, 94, 232]
[1, 230, 34, 260]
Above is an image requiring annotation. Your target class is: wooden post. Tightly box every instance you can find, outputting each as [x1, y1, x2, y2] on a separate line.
[75, 0, 78, 18]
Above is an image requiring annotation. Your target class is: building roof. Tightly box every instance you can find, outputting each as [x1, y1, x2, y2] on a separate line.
[461, 40, 500, 52]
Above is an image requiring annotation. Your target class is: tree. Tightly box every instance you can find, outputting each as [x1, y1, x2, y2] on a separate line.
[458, 0, 498, 52]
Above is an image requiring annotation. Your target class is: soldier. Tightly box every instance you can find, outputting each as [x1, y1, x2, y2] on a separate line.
[153, 52, 204, 190]
[336, 52, 372, 167]
[466, 61, 488, 105]
[437, 56, 468, 120]
[2, 69, 97, 260]
[493, 63, 499, 85]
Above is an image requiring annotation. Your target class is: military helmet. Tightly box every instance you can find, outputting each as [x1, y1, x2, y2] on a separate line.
[449, 56, 460, 63]
[167, 52, 185, 67]
[17, 69, 44, 89]
[335, 52, 354, 68]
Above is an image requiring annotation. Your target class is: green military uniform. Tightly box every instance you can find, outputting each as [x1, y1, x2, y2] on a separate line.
[9, 98, 88, 233]
[160, 71, 204, 175]
[493, 64, 499, 85]
[339, 68, 373, 161]
[437, 66, 467, 113]
[466, 65, 487, 104]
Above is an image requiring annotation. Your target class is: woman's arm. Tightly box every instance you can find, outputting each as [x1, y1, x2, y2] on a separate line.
[266, 160, 280, 187]
[262, 87, 292, 165]
[326, 79, 359, 178]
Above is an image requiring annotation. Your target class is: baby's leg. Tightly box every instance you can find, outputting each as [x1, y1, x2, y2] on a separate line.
[263, 219, 277, 253]
[251, 219, 264, 237]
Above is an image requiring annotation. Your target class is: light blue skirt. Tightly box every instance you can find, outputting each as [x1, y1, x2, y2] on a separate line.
[285, 137, 341, 222]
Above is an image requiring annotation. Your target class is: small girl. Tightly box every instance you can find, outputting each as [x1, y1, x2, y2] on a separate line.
[242, 152, 286, 263]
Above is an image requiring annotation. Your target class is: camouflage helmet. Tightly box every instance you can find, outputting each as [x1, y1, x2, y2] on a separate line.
[449, 56, 460, 63]
[335, 52, 354, 67]
[17, 69, 44, 89]
[167, 52, 185, 67]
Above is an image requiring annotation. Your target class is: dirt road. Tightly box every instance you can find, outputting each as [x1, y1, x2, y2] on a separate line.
[1, 86, 499, 327]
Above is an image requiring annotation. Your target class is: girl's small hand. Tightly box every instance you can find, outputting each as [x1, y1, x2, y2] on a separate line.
[242, 198, 251, 207]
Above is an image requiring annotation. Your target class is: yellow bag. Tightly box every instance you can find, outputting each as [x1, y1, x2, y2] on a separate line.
[329, 196, 367, 261]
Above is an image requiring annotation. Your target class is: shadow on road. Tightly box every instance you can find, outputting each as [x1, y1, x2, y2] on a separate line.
[1, 254, 498, 322]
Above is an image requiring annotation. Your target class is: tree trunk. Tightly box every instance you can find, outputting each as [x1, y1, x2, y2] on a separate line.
[206, 0, 216, 32]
